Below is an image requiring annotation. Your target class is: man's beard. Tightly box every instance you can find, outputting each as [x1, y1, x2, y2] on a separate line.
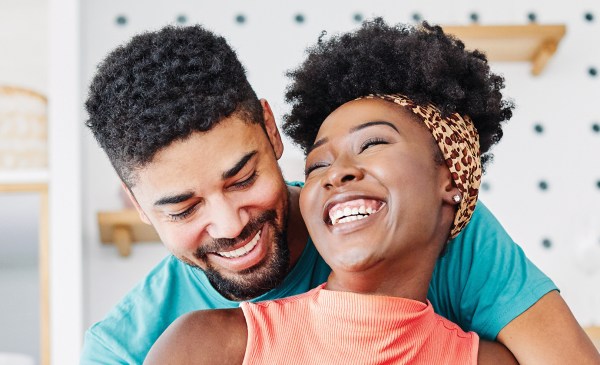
[184, 208, 290, 301]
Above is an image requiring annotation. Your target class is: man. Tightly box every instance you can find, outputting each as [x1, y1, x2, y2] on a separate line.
[82, 24, 598, 364]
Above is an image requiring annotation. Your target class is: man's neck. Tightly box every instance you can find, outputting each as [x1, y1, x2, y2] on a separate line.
[285, 185, 309, 269]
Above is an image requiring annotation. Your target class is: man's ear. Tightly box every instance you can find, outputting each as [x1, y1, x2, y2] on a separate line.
[260, 99, 284, 159]
[122, 182, 151, 225]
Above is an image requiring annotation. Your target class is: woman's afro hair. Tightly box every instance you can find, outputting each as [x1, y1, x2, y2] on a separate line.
[283, 18, 514, 170]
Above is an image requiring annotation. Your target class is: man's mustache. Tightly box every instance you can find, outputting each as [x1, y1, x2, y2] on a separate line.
[194, 209, 277, 258]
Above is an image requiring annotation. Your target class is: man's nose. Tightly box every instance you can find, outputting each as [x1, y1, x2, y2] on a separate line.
[324, 155, 365, 189]
[206, 197, 249, 239]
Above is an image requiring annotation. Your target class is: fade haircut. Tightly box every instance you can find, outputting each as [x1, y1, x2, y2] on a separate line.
[85, 25, 263, 186]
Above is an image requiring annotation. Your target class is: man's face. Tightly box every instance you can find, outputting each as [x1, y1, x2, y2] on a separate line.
[128, 103, 290, 300]
[299, 98, 456, 281]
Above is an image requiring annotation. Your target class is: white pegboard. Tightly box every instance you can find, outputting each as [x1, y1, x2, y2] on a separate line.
[81, 1, 600, 327]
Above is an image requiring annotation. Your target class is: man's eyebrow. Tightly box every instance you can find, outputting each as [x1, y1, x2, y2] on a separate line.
[222, 151, 257, 179]
[154, 192, 195, 207]
[307, 120, 399, 155]
[349, 121, 399, 133]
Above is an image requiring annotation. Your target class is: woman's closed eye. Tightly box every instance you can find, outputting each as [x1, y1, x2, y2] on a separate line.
[304, 161, 330, 177]
[359, 137, 388, 153]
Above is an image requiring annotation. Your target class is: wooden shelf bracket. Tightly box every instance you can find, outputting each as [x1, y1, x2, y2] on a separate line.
[442, 24, 567, 76]
[98, 210, 160, 257]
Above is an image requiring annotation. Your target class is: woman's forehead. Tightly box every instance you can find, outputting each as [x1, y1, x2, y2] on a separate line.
[319, 98, 419, 135]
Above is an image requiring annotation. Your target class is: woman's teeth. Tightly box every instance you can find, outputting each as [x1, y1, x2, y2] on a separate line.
[330, 205, 377, 225]
[217, 230, 261, 258]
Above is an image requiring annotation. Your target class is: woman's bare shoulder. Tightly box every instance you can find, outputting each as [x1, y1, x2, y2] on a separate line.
[144, 308, 247, 365]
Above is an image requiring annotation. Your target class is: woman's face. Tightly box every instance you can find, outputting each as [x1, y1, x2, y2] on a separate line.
[299, 98, 457, 277]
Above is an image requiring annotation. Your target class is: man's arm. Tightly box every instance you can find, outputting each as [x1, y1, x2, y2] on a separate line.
[429, 201, 599, 364]
[497, 290, 600, 365]
[144, 308, 247, 365]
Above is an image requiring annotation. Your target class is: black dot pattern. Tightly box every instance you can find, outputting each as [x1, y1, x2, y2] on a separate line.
[584, 12, 594, 22]
[235, 14, 246, 24]
[542, 238, 552, 249]
[115, 15, 127, 26]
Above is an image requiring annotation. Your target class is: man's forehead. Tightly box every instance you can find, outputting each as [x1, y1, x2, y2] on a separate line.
[154, 120, 263, 162]
[132, 122, 266, 193]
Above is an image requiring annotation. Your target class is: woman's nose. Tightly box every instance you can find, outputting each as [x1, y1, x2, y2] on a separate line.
[323, 155, 364, 189]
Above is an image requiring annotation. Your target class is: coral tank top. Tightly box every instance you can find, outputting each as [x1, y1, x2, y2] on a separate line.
[240, 284, 478, 364]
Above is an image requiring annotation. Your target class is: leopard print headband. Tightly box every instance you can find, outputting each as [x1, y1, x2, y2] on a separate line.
[358, 94, 482, 239]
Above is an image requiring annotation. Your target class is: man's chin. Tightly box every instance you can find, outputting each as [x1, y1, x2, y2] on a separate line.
[205, 251, 289, 300]
[206, 242, 289, 300]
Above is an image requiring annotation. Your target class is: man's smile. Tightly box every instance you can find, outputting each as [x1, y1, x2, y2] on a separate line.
[216, 230, 261, 258]
[207, 223, 272, 272]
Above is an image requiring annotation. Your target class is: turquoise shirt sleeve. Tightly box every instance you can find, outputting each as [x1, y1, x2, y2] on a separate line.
[427, 201, 558, 340]
[80, 330, 128, 365]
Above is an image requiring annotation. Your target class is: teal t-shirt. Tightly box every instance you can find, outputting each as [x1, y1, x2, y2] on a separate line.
[80, 198, 556, 365]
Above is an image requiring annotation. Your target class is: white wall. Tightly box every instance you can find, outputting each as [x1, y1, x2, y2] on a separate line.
[0, 0, 47, 363]
[81, 0, 600, 336]
[0, 0, 47, 261]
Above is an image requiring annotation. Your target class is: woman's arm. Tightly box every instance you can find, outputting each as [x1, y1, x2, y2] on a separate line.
[478, 340, 518, 365]
[497, 291, 600, 365]
[143, 308, 247, 365]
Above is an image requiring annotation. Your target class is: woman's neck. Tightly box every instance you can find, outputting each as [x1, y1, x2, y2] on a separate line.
[325, 254, 438, 304]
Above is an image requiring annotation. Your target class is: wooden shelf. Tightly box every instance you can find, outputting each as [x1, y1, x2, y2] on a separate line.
[98, 210, 160, 257]
[442, 24, 566, 76]
[0, 169, 49, 187]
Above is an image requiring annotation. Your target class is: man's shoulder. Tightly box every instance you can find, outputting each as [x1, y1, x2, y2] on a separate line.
[451, 200, 512, 250]
[81, 255, 200, 363]
[286, 180, 304, 188]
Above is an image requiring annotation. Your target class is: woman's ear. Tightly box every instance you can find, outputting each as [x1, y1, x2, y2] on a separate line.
[442, 187, 463, 206]
[437, 165, 462, 205]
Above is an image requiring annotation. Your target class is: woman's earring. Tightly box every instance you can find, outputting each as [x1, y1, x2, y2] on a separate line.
[452, 194, 462, 203]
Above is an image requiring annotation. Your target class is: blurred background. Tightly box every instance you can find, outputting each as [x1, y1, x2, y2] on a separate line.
[1, 0, 599, 364]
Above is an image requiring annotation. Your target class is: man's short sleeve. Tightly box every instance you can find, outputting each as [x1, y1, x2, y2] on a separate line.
[427, 201, 558, 340]
[80, 329, 128, 365]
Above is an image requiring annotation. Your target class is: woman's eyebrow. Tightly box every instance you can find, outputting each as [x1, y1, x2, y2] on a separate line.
[307, 120, 399, 156]
[306, 137, 329, 156]
[349, 120, 399, 133]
